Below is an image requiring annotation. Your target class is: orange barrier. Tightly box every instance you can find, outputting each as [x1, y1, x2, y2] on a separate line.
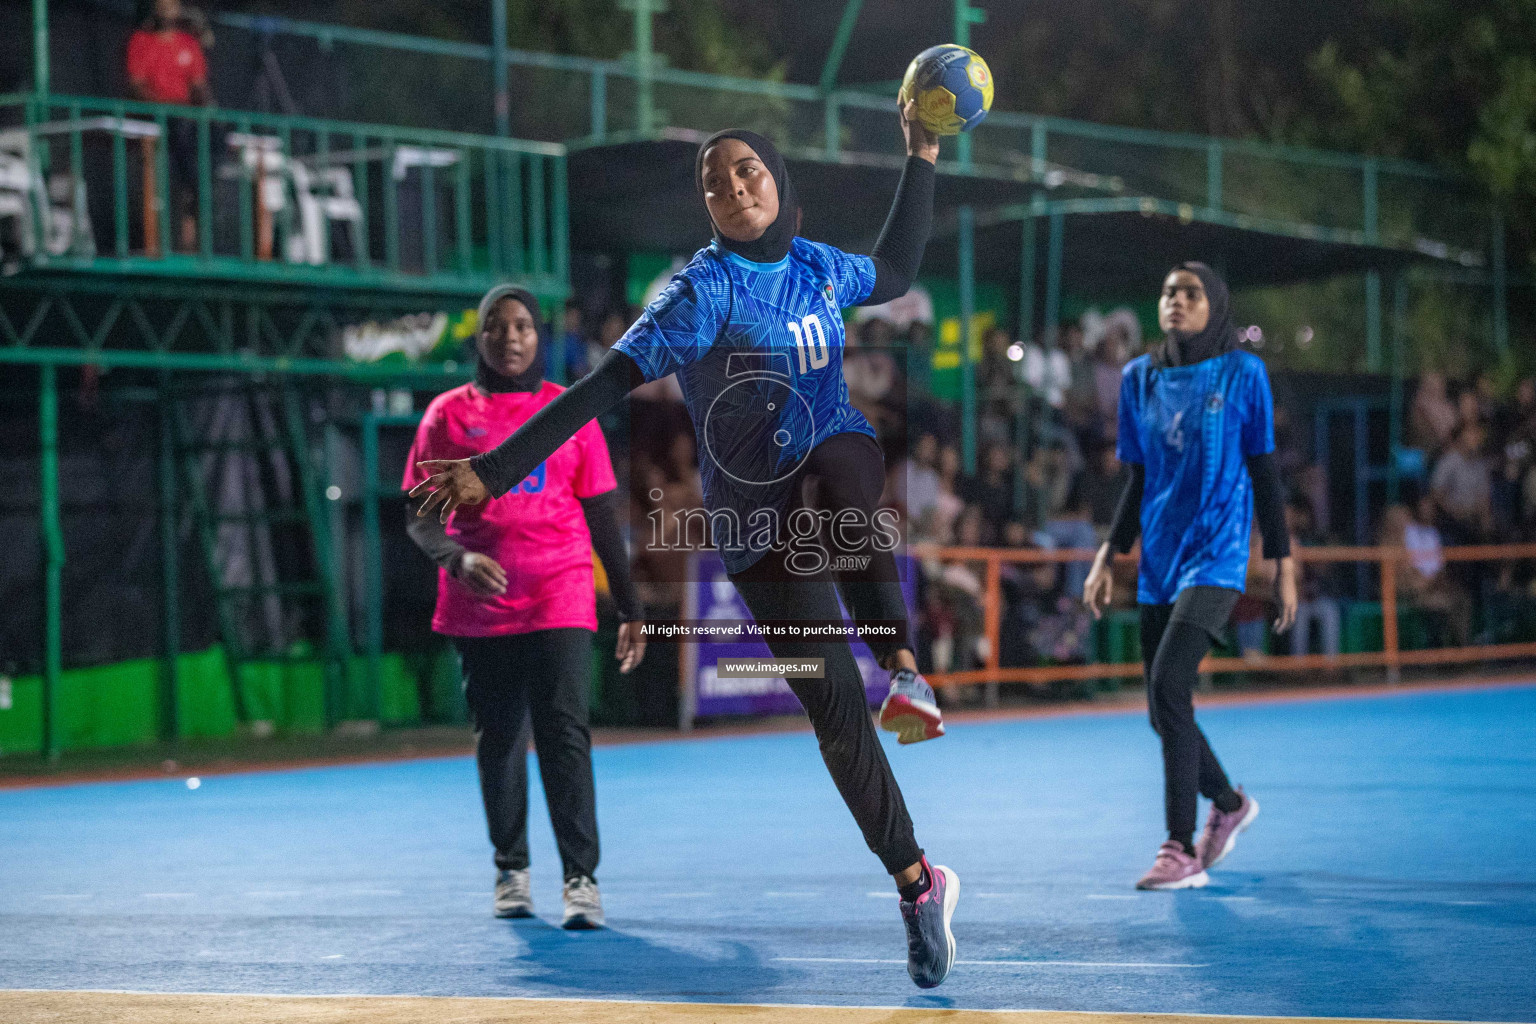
[910, 542, 1536, 690]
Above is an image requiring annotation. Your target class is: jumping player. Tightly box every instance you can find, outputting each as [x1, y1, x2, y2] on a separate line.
[410, 103, 959, 988]
[1082, 262, 1296, 890]
[404, 285, 646, 928]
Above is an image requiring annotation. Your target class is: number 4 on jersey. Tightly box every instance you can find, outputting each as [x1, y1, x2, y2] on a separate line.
[786, 314, 829, 374]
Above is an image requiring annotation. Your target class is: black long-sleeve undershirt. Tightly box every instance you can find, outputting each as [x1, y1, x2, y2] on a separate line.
[1246, 452, 1291, 560]
[403, 488, 642, 622]
[862, 156, 935, 307]
[579, 490, 642, 621]
[1105, 454, 1292, 560]
[405, 495, 470, 574]
[1108, 463, 1146, 555]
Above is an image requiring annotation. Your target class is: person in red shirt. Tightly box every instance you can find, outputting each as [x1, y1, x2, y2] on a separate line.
[404, 285, 645, 930]
[126, 0, 211, 252]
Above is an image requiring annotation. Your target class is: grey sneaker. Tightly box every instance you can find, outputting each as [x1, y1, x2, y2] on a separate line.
[562, 875, 604, 930]
[493, 868, 534, 918]
[899, 857, 960, 989]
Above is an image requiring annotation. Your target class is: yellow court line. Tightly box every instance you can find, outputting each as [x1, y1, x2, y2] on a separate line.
[0, 991, 1518, 1024]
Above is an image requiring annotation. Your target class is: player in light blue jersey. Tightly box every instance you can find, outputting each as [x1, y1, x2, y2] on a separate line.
[411, 103, 959, 989]
[1083, 262, 1297, 891]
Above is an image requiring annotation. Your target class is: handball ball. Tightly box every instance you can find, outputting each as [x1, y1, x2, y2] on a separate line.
[899, 44, 994, 136]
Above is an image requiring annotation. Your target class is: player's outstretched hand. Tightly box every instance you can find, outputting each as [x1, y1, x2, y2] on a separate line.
[410, 459, 490, 524]
[616, 620, 647, 675]
[1082, 546, 1114, 620]
[456, 552, 507, 597]
[900, 99, 940, 165]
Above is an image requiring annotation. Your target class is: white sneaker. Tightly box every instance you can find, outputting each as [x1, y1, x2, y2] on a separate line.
[494, 868, 534, 918]
[562, 875, 604, 930]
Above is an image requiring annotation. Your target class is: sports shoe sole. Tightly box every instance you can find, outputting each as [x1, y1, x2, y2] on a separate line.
[1136, 869, 1210, 891]
[880, 694, 945, 745]
[494, 903, 534, 919]
[935, 865, 960, 985]
[562, 912, 604, 930]
[1203, 795, 1259, 870]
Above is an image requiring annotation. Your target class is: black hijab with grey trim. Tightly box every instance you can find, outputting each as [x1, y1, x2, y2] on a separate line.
[474, 284, 544, 393]
[695, 128, 798, 264]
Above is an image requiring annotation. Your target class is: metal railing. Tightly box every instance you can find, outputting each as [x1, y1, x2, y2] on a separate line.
[197, 11, 1482, 252]
[1, 92, 567, 300]
[914, 543, 1536, 690]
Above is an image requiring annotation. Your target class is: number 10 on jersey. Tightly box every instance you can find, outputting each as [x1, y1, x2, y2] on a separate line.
[787, 314, 829, 374]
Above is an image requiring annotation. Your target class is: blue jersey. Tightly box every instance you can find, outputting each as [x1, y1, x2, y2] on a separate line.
[1116, 349, 1275, 605]
[614, 237, 878, 573]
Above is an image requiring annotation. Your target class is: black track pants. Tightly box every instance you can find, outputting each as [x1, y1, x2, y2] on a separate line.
[730, 544, 923, 876]
[1139, 587, 1241, 839]
[454, 628, 599, 881]
[795, 432, 910, 663]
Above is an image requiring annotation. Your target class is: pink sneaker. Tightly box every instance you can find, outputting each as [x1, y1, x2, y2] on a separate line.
[1196, 788, 1259, 870]
[1135, 841, 1210, 890]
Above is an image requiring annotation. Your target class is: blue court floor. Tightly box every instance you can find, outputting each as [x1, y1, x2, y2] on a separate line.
[2, 684, 1534, 1021]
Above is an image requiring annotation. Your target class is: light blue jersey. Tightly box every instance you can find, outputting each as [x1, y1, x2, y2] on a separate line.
[614, 237, 877, 573]
[1116, 349, 1275, 605]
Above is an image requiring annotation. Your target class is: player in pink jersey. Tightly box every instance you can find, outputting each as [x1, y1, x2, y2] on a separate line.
[403, 285, 645, 929]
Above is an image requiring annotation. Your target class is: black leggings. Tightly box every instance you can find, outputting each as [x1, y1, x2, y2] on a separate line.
[725, 432, 922, 876]
[787, 432, 911, 662]
[1139, 587, 1242, 843]
[454, 628, 599, 881]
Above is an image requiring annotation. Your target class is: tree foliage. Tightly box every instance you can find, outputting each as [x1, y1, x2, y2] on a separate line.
[243, 0, 786, 136]
[983, 0, 1534, 271]
[1305, 0, 1536, 254]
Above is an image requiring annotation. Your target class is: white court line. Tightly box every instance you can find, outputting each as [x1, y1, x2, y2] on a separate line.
[321, 954, 345, 959]
[1445, 900, 1492, 906]
[345, 889, 402, 896]
[774, 956, 1207, 968]
[1213, 895, 1257, 902]
[244, 891, 304, 897]
[142, 893, 195, 898]
[865, 892, 897, 898]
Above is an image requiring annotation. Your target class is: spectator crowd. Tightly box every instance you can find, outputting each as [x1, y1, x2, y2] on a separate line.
[540, 292, 1536, 693]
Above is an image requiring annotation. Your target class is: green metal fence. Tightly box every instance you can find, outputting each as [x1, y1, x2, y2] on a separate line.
[1, 92, 568, 302]
[189, 11, 1505, 385]
[197, 11, 1481, 259]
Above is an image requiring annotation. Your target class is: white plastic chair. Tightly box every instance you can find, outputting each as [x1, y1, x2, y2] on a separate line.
[287, 161, 363, 265]
[223, 132, 294, 256]
[0, 129, 40, 259]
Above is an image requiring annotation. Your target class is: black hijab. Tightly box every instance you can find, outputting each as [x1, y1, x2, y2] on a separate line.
[695, 129, 798, 264]
[474, 284, 545, 393]
[1155, 261, 1239, 368]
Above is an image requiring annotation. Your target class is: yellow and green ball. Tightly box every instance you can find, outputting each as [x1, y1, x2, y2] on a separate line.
[899, 44, 994, 136]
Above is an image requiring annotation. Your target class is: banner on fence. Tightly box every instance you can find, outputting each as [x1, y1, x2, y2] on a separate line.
[679, 551, 918, 724]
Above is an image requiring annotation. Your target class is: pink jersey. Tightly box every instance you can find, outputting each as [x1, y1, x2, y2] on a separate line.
[403, 381, 617, 637]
